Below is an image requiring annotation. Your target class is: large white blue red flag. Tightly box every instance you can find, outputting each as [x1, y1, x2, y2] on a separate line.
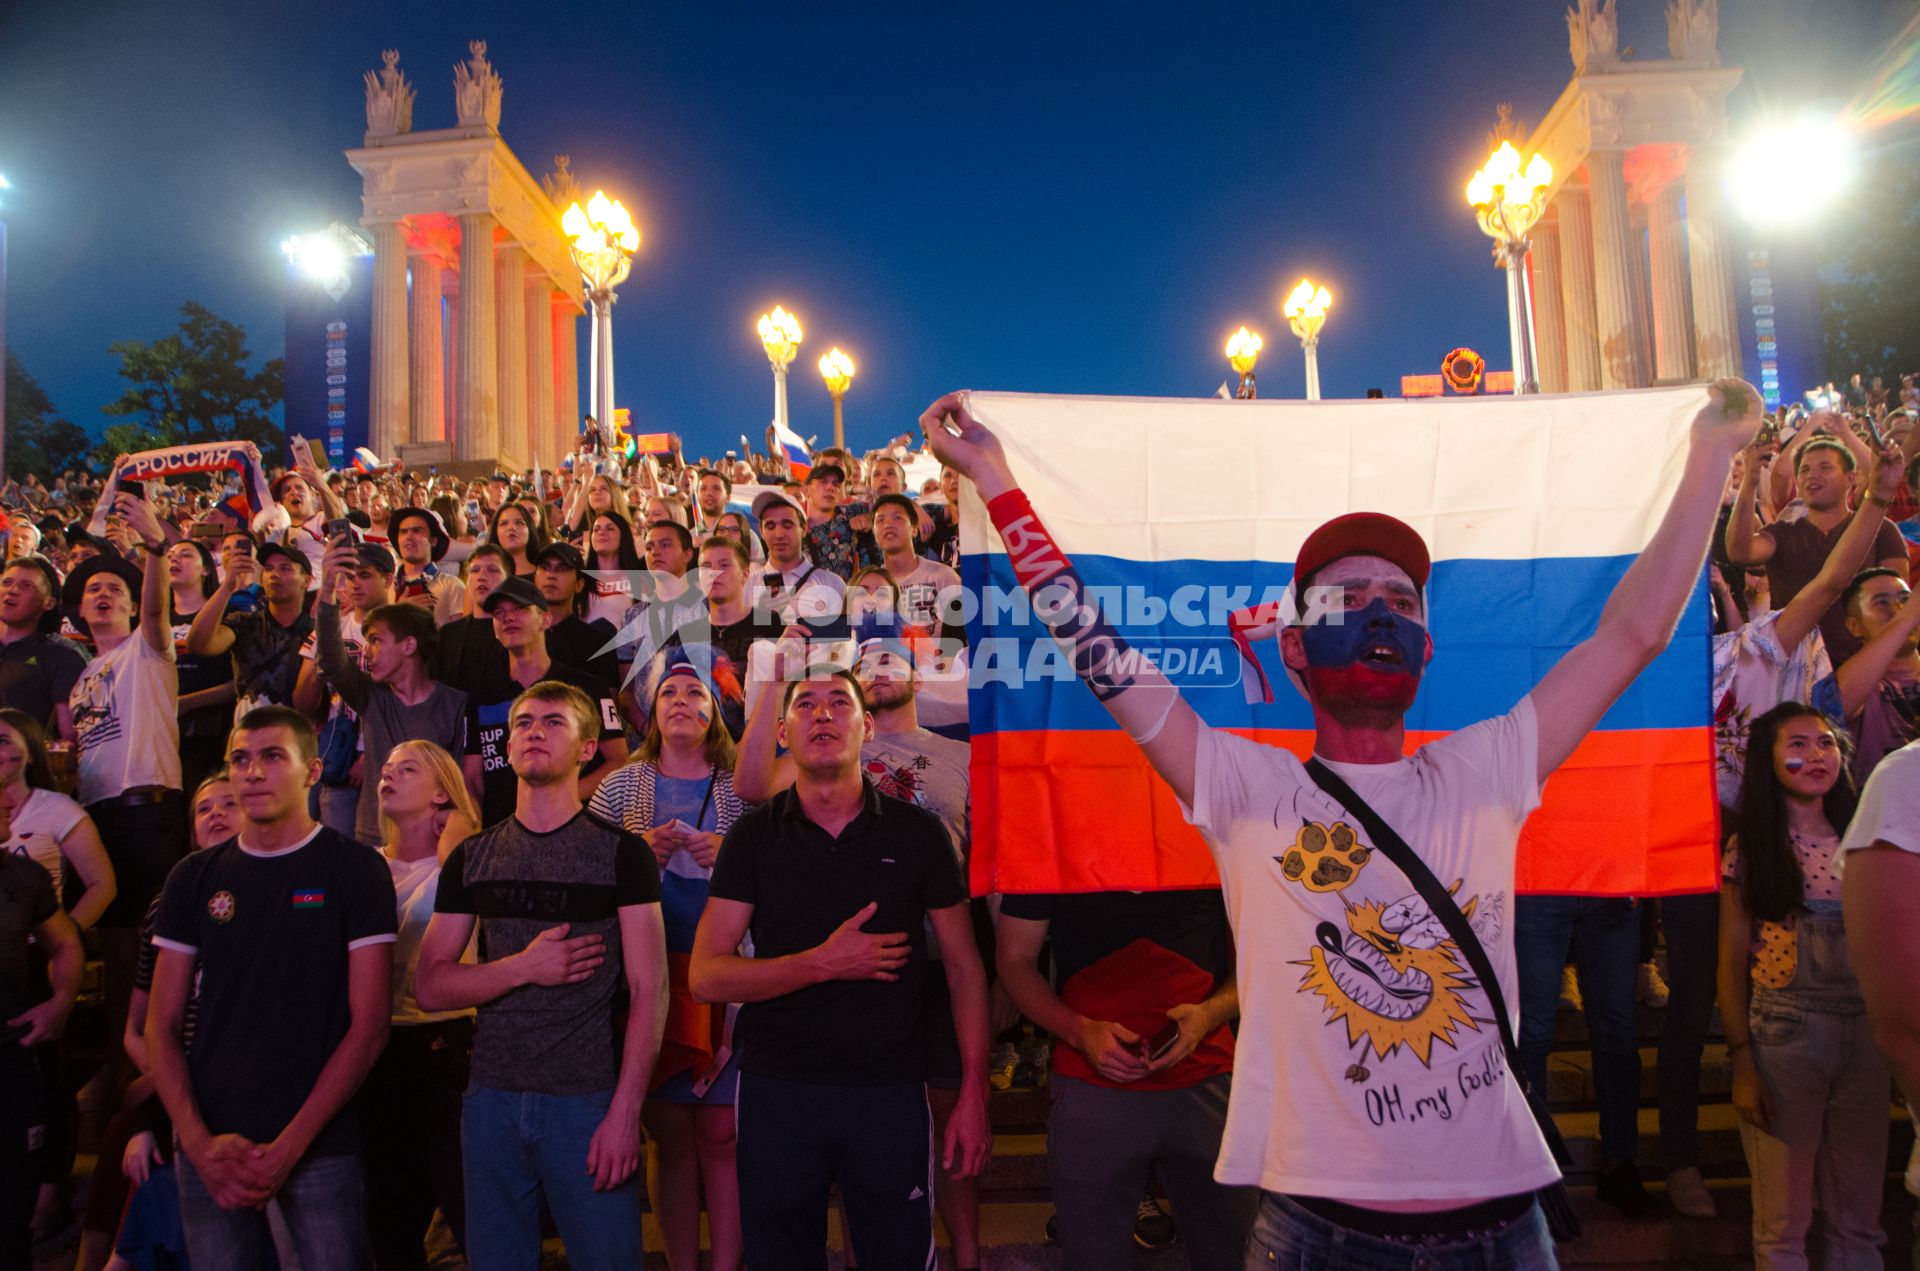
[958, 387, 1717, 898]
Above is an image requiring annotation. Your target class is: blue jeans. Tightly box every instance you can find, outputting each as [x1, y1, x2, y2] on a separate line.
[177, 1150, 369, 1271]
[1244, 1192, 1557, 1270]
[1514, 896, 1641, 1166]
[460, 1085, 640, 1271]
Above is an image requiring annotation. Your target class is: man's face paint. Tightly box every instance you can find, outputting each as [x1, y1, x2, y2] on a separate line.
[1300, 596, 1430, 713]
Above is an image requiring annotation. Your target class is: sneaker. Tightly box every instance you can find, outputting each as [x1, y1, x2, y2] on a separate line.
[1665, 1166, 1717, 1219]
[989, 1042, 1018, 1092]
[1133, 1194, 1177, 1248]
[1559, 965, 1584, 1013]
[1596, 1161, 1656, 1220]
[1019, 1034, 1053, 1088]
[1638, 961, 1671, 1008]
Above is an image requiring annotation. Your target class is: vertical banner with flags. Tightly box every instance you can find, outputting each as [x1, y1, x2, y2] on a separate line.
[959, 387, 1718, 898]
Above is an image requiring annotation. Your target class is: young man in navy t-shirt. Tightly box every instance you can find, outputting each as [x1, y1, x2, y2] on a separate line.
[148, 705, 397, 1271]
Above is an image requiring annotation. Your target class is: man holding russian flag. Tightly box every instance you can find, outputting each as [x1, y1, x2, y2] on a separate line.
[922, 379, 1762, 1268]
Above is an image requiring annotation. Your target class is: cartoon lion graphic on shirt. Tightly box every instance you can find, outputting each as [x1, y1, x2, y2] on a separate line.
[1296, 886, 1497, 1070]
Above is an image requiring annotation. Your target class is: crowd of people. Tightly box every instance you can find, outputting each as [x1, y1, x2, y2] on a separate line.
[2, 379, 1919, 1271]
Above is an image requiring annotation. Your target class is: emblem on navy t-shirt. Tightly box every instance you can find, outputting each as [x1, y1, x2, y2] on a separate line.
[208, 890, 236, 923]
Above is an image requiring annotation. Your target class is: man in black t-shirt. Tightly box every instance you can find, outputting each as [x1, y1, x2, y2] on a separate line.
[465, 576, 626, 825]
[418, 680, 666, 1271]
[998, 890, 1253, 1270]
[187, 542, 315, 715]
[148, 706, 397, 1271]
[2, 793, 84, 1271]
[693, 665, 990, 1270]
[0, 557, 87, 740]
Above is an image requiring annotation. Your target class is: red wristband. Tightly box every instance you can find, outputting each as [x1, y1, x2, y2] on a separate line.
[985, 488, 1069, 591]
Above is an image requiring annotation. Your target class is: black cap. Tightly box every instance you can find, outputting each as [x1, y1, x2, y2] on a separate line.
[256, 541, 311, 573]
[533, 540, 585, 573]
[480, 575, 548, 613]
[388, 507, 450, 562]
[351, 542, 397, 576]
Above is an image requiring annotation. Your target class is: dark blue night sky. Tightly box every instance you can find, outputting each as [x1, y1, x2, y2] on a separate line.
[0, 1, 1898, 463]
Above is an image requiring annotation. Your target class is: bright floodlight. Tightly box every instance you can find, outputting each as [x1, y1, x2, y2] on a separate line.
[1729, 115, 1859, 226]
[283, 233, 347, 283]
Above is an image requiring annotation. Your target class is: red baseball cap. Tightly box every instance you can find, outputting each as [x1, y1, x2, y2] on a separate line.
[1293, 512, 1431, 592]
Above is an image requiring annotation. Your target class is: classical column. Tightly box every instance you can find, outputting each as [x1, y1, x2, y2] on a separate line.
[525, 274, 557, 470]
[443, 274, 461, 443]
[456, 213, 499, 463]
[494, 244, 529, 470]
[1648, 183, 1695, 382]
[368, 222, 411, 455]
[407, 250, 445, 442]
[1556, 187, 1602, 392]
[554, 302, 581, 447]
[1685, 158, 1743, 379]
[1587, 151, 1647, 390]
[1628, 210, 1654, 384]
[1530, 221, 1569, 394]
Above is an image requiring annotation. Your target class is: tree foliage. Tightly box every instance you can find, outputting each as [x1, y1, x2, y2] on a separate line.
[3, 349, 94, 479]
[1822, 155, 1920, 382]
[98, 301, 284, 468]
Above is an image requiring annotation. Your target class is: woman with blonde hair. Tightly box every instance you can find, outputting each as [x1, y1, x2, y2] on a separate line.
[564, 471, 631, 539]
[589, 647, 748, 1271]
[364, 740, 481, 1270]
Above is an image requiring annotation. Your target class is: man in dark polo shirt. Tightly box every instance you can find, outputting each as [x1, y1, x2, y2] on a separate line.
[998, 890, 1253, 1270]
[1726, 429, 1909, 662]
[692, 664, 990, 1271]
[417, 680, 666, 1271]
[0, 557, 86, 740]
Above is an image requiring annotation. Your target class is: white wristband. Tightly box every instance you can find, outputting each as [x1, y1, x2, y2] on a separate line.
[1125, 691, 1179, 747]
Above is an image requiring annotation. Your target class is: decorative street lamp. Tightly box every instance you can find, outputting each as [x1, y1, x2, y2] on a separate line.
[1467, 140, 1553, 395]
[818, 346, 855, 450]
[1225, 327, 1263, 399]
[757, 305, 803, 432]
[561, 190, 641, 438]
[1282, 280, 1332, 401]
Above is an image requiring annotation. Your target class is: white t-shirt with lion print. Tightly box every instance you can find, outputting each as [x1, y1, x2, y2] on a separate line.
[1181, 696, 1558, 1202]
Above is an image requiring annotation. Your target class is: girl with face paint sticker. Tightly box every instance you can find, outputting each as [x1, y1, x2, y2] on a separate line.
[1718, 703, 1885, 1267]
[585, 647, 750, 1271]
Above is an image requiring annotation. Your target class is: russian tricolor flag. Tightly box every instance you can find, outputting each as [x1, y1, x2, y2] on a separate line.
[772, 421, 812, 479]
[959, 387, 1718, 898]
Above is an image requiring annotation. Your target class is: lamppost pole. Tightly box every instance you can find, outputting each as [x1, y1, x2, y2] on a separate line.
[1468, 141, 1553, 395]
[562, 191, 640, 441]
[1283, 280, 1332, 401]
[1225, 327, 1262, 399]
[819, 347, 855, 449]
[757, 306, 803, 431]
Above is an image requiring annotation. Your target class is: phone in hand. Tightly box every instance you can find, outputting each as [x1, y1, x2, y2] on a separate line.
[1145, 1020, 1182, 1064]
[323, 517, 355, 545]
[118, 479, 146, 502]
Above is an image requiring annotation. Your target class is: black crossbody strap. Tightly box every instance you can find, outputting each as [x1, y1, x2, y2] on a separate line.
[1304, 758, 1571, 1170]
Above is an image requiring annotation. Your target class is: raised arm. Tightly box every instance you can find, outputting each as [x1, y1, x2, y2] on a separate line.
[1828, 586, 1920, 719]
[733, 629, 804, 803]
[920, 391, 1202, 807]
[1533, 380, 1763, 784]
[1724, 431, 1778, 567]
[117, 493, 174, 655]
[185, 560, 245, 656]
